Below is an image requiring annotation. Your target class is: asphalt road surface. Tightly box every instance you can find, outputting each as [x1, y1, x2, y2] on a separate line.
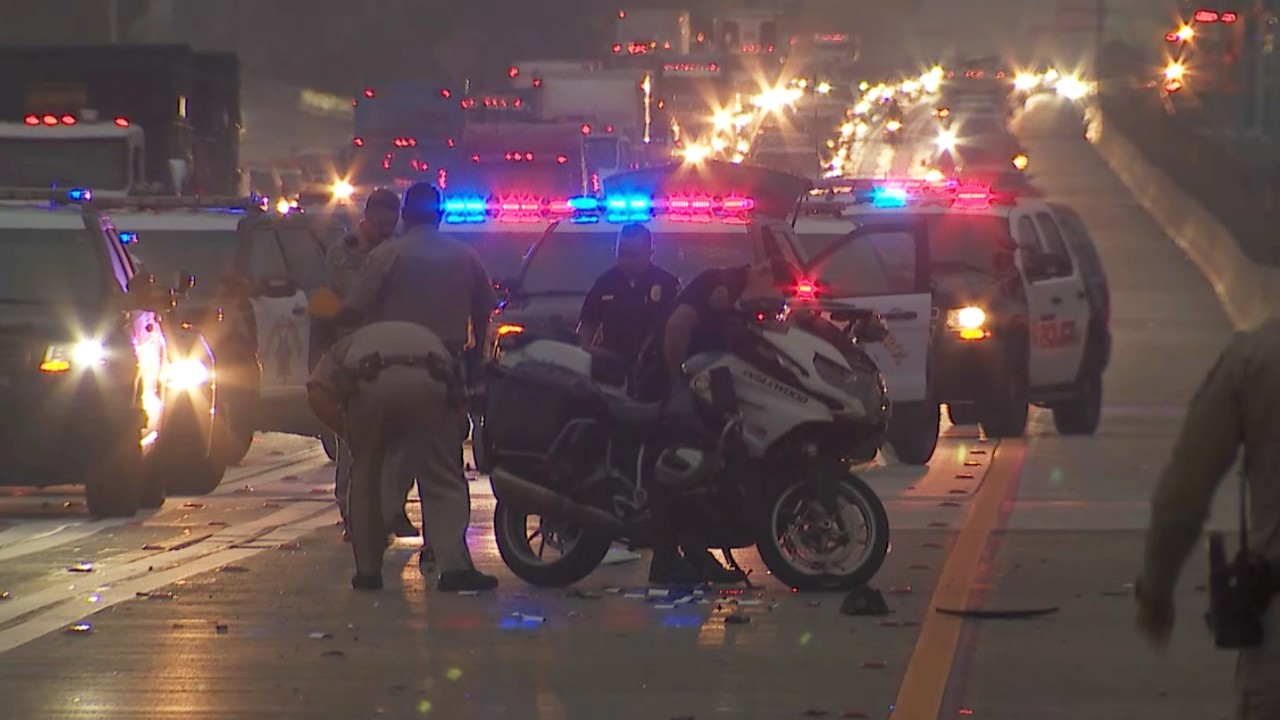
[0, 96, 1242, 720]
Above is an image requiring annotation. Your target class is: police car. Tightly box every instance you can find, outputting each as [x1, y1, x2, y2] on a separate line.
[104, 196, 342, 466]
[0, 189, 223, 516]
[803, 179, 1109, 439]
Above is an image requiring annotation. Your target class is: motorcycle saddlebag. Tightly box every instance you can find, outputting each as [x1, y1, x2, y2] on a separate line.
[486, 361, 601, 458]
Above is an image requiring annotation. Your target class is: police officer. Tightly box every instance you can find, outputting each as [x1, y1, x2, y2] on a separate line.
[1136, 319, 1280, 717]
[641, 257, 797, 585]
[577, 224, 680, 368]
[335, 182, 498, 580]
[578, 224, 680, 566]
[307, 321, 494, 591]
[323, 189, 417, 540]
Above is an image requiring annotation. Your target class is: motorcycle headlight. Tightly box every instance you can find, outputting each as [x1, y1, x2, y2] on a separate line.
[945, 306, 989, 340]
[163, 359, 211, 390]
[39, 340, 107, 373]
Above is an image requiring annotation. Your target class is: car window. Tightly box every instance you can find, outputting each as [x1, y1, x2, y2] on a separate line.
[277, 225, 329, 290]
[125, 229, 239, 296]
[1033, 212, 1074, 276]
[0, 227, 107, 304]
[455, 231, 544, 283]
[1054, 209, 1105, 280]
[520, 232, 753, 295]
[248, 229, 289, 282]
[805, 230, 921, 296]
[1015, 216, 1041, 248]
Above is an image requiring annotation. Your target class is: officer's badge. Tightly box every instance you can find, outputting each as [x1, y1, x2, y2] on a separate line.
[650, 284, 663, 302]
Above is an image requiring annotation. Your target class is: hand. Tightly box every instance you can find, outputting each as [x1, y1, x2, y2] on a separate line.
[1134, 579, 1175, 651]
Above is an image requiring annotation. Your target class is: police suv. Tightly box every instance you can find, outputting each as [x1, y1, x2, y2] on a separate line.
[0, 189, 223, 516]
[105, 196, 343, 465]
[801, 179, 1110, 441]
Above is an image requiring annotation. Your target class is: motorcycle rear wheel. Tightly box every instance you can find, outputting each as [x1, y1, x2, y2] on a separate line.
[756, 470, 890, 591]
[493, 500, 613, 587]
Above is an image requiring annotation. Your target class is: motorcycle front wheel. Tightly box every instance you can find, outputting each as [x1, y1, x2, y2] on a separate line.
[493, 500, 613, 587]
[755, 470, 890, 591]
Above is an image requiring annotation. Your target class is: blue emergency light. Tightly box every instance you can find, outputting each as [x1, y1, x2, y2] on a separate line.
[603, 194, 654, 223]
[67, 188, 93, 202]
[118, 231, 138, 244]
[567, 196, 599, 211]
[871, 187, 909, 208]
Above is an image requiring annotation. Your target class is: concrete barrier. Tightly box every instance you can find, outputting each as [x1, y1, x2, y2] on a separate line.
[1086, 105, 1280, 331]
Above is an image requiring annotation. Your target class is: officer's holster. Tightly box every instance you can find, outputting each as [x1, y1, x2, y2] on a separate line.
[347, 351, 465, 410]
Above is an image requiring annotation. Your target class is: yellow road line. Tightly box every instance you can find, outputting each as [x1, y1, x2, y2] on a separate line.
[891, 438, 1027, 720]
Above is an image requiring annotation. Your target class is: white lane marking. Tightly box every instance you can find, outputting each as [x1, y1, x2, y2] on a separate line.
[0, 449, 326, 566]
[0, 521, 128, 563]
[0, 499, 336, 640]
[0, 505, 336, 655]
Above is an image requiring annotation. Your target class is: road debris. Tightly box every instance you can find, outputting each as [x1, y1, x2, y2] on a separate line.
[860, 660, 887, 669]
[233, 485, 255, 494]
[218, 565, 250, 573]
[321, 650, 345, 658]
[724, 613, 750, 625]
[136, 591, 176, 600]
[841, 586, 890, 616]
[68, 562, 94, 573]
[888, 585, 913, 595]
[66, 623, 92, 634]
[277, 540, 303, 550]
[181, 502, 204, 509]
[568, 589, 602, 599]
[141, 544, 166, 551]
[0, 591, 10, 600]
[214, 624, 229, 634]
[510, 613, 546, 623]
[936, 606, 1060, 620]
[309, 632, 333, 640]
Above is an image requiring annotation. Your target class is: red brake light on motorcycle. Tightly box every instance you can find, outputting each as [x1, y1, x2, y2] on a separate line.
[60, 115, 76, 125]
[114, 117, 130, 128]
[42, 114, 58, 126]
[794, 279, 817, 299]
[23, 115, 38, 125]
[1193, 9, 1220, 22]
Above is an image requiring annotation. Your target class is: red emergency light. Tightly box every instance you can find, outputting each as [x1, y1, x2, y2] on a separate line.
[364, 88, 375, 98]
[1165, 31, 1181, 42]
[441, 89, 452, 99]
[447, 138, 456, 148]
[557, 154, 569, 164]
[353, 137, 365, 147]
[1194, 9, 1220, 22]
[581, 124, 592, 135]
[23, 115, 38, 126]
[793, 279, 818, 299]
[612, 43, 623, 54]
[952, 184, 997, 209]
[114, 117, 130, 128]
[533, 78, 543, 88]
[1222, 11, 1239, 22]
[393, 137, 418, 148]
[508, 66, 520, 78]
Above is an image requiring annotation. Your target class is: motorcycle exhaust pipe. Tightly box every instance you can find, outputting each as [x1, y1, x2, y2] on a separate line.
[490, 467, 625, 534]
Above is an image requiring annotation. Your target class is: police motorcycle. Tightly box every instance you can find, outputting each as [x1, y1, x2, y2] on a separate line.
[483, 293, 893, 591]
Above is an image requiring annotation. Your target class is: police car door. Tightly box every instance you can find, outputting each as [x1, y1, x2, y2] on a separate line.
[273, 217, 330, 383]
[1011, 209, 1081, 388]
[799, 219, 931, 404]
[1031, 210, 1089, 380]
[238, 218, 306, 398]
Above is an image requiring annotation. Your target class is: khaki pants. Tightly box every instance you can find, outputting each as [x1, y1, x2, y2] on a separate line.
[1236, 602, 1280, 718]
[344, 366, 473, 577]
[336, 438, 416, 530]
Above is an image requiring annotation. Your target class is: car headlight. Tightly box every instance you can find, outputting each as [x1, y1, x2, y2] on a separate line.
[39, 340, 106, 373]
[1012, 153, 1030, 171]
[163, 359, 211, 390]
[946, 306, 988, 340]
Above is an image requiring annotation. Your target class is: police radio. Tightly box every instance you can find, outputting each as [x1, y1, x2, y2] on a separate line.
[1204, 475, 1276, 649]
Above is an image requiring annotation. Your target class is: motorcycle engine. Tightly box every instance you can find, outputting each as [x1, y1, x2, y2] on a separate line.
[654, 447, 713, 488]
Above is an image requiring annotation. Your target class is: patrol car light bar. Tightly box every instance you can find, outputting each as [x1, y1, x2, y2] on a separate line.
[441, 192, 758, 225]
[0, 187, 93, 203]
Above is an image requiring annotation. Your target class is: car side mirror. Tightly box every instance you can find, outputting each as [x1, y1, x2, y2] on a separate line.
[257, 274, 298, 298]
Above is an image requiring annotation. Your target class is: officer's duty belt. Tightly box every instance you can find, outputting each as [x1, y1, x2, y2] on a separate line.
[352, 351, 464, 407]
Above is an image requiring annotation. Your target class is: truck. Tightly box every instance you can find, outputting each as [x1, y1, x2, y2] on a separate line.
[0, 45, 240, 197]
[450, 121, 592, 198]
[511, 68, 658, 178]
[613, 8, 692, 57]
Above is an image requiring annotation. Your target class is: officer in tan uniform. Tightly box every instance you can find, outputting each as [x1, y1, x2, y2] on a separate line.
[1136, 319, 1280, 718]
[328, 182, 498, 589]
[307, 320, 495, 591]
[321, 189, 417, 540]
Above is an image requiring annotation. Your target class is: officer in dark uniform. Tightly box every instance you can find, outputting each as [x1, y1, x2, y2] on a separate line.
[578, 224, 680, 566]
[577, 224, 680, 370]
[641, 258, 798, 585]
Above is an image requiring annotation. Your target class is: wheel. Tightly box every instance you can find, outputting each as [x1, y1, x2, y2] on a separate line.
[320, 433, 338, 461]
[946, 403, 980, 426]
[886, 401, 940, 465]
[755, 469, 891, 591]
[223, 402, 254, 466]
[166, 412, 231, 496]
[1053, 371, 1103, 436]
[139, 454, 167, 509]
[85, 431, 143, 519]
[980, 365, 1029, 439]
[493, 499, 613, 587]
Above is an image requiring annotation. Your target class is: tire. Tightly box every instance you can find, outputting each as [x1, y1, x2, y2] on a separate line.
[85, 431, 143, 519]
[139, 454, 167, 509]
[756, 470, 891, 591]
[166, 413, 231, 496]
[980, 365, 1029, 439]
[887, 402, 940, 465]
[223, 402, 254, 467]
[1053, 371, 1103, 436]
[946, 403, 980, 426]
[320, 433, 338, 461]
[493, 499, 613, 587]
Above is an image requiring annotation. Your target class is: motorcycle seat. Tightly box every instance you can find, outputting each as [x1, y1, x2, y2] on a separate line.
[606, 398, 663, 426]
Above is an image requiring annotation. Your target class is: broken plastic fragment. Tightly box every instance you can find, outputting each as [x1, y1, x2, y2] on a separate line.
[182, 502, 204, 508]
[218, 565, 249, 573]
[0, 591, 10, 600]
[510, 612, 545, 623]
[859, 660, 887, 669]
[263, 502, 282, 509]
[137, 591, 176, 600]
[214, 624, 229, 634]
[208, 521, 229, 526]
[277, 540, 303, 550]
[321, 650, 345, 658]
[724, 613, 750, 625]
[233, 485, 255, 494]
[68, 562, 94, 573]
[889, 585, 913, 595]
[309, 632, 333, 640]
[141, 543, 166, 550]
[67, 623, 93, 634]
[654, 603, 676, 610]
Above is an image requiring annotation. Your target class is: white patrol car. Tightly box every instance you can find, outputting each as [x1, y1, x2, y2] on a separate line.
[103, 197, 343, 466]
[802, 180, 1109, 442]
